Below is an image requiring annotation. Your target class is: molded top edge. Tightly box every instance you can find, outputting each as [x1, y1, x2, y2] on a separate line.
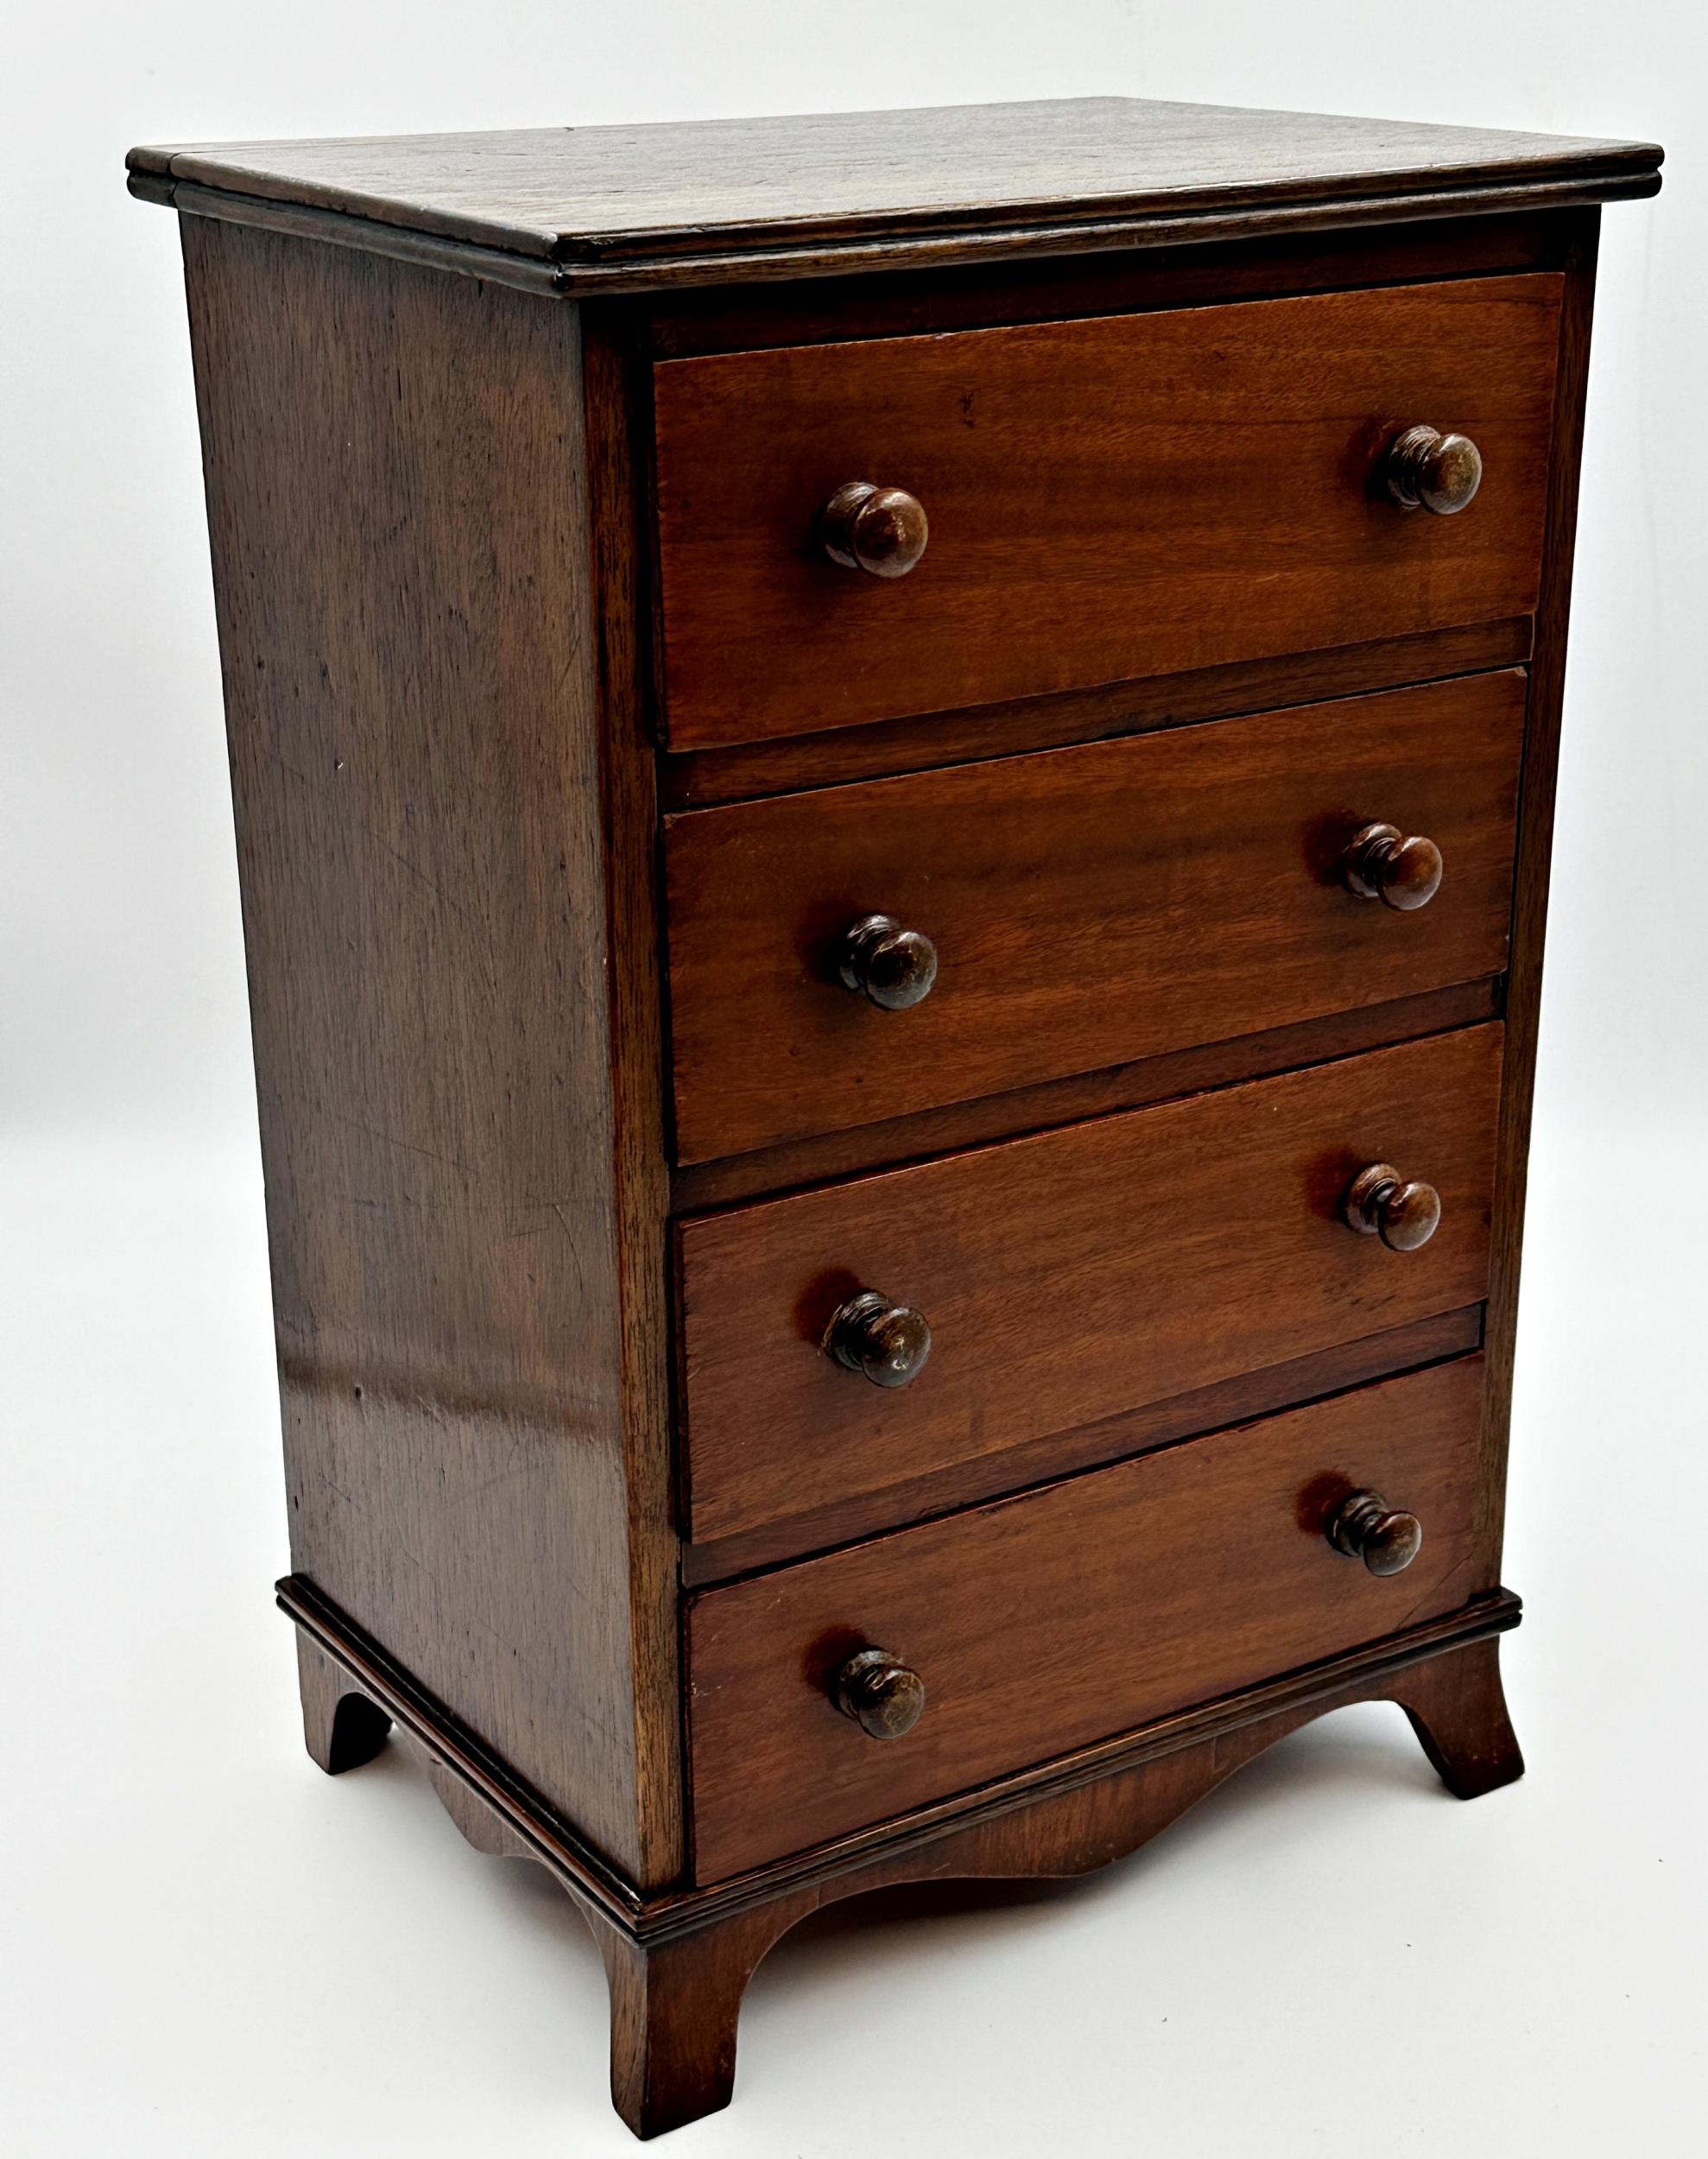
[128, 96, 1662, 288]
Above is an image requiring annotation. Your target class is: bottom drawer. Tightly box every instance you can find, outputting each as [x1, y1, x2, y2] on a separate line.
[686, 1356, 1491, 1881]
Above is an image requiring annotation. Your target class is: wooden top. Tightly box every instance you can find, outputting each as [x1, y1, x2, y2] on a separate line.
[128, 98, 1661, 297]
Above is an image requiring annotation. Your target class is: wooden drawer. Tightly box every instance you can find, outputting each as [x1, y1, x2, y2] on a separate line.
[677, 1023, 1502, 1544]
[652, 274, 1561, 750]
[664, 672, 1523, 1164]
[686, 1356, 1492, 1879]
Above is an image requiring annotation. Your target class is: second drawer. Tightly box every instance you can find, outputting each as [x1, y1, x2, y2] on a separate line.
[676, 1023, 1503, 1543]
[664, 671, 1524, 1162]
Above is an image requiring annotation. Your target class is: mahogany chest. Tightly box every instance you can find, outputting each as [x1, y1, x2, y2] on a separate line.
[130, 97, 1662, 2136]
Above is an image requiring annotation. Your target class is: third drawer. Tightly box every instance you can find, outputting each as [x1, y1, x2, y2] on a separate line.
[676, 1023, 1503, 1544]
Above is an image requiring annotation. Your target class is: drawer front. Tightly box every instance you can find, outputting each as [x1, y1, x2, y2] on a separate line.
[686, 1356, 1491, 1880]
[665, 672, 1523, 1163]
[652, 274, 1561, 750]
[678, 1023, 1502, 1544]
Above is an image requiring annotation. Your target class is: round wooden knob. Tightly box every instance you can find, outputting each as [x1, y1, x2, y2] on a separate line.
[824, 1289, 933, 1388]
[1327, 1490, 1425, 1576]
[834, 913, 939, 1010]
[834, 1648, 927, 1738]
[1343, 1163, 1442, 1252]
[820, 481, 929, 578]
[1379, 425, 1483, 516]
[1341, 822, 1445, 912]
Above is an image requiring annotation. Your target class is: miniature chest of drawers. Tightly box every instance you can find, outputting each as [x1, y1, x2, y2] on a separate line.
[130, 97, 1661, 2136]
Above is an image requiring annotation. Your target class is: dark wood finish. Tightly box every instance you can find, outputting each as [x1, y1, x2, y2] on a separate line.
[580, 309, 687, 1887]
[590, 1905, 756, 2137]
[296, 1632, 391, 1773]
[139, 104, 1651, 2142]
[1327, 1490, 1426, 1575]
[666, 674, 1523, 1162]
[129, 98, 1660, 294]
[823, 1288, 933, 1389]
[280, 1573, 1518, 1928]
[422, 1756, 539, 1862]
[1344, 1162, 1444, 1250]
[1342, 820, 1445, 910]
[832, 912, 939, 1010]
[1399, 1628, 1525, 1799]
[136, 167, 1641, 312]
[653, 279, 1559, 748]
[282, 1574, 648, 1915]
[833, 1648, 928, 1738]
[130, 177, 575, 300]
[682, 1305, 1484, 1586]
[671, 978, 1502, 1212]
[686, 1358, 1492, 1878]
[647, 212, 1573, 363]
[662, 617, 1532, 810]
[282, 1586, 1520, 2136]
[819, 480, 930, 576]
[678, 1026, 1502, 1543]
[131, 200, 1568, 359]
[1477, 212, 1601, 1584]
[1380, 422, 1484, 514]
[180, 219, 680, 1884]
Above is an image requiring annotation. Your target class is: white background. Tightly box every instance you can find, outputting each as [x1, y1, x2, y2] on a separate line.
[3, 5, 1704, 2154]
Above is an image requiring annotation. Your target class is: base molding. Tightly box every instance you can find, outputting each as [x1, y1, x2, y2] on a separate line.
[280, 1576, 1523, 2137]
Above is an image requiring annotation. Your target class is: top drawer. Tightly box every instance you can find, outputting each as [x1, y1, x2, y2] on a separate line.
[651, 274, 1562, 750]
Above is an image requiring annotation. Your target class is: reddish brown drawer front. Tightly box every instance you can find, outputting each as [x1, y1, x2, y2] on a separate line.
[664, 672, 1523, 1164]
[652, 274, 1561, 750]
[686, 1355, 1491, 1880]
[677, 1024, 1502, 1544]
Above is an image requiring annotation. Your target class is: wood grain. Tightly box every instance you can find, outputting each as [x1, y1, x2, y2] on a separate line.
[653, 275, 1562, 747]
[1477, 210, 1601, 1572]
[282, 1571, 1518, 1928]
[141, 97, 1654, 2138]
[677, 1025, 1503, 1543]
[680, 1305, 1484, 1586]
[128, 97, 1661, 292]
[668, 978, 1503, 1212]
[646, 211, 1572, 362]
[181, 218, 679, 1884]
[581, 308, 686, 1885]
[295, 1631, 390, 1774]
[665, 673, 1524, 1162]
[686, 1356, 1492, 1879]
[661, 617, 1533, 810]
[285, 1580, 1520, 2133]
